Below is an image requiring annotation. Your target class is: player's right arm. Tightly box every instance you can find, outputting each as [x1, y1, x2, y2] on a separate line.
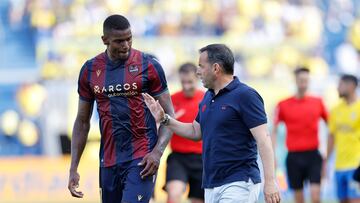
[68, 61, 95, 198]
[143, 93, 202, 141]
[68, 99, 93, 198]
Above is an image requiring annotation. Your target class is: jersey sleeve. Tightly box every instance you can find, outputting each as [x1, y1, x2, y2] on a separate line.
[77, 61, 95, 102]
[147, 58, 168, 97]
[319, 99, 328, 122]
[239, 89, 268, 129]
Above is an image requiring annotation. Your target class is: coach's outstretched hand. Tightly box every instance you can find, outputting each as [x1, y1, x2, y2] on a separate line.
[68, 170, 84, 198]
[142, 93, 165, 123]
[264, 180, 281, 203]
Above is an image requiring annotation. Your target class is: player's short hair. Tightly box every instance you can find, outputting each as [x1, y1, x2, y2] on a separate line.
[179, 62, 197, 75]
[294, 66, 310, 75]
[199, 44, 234, 75]
[341, 74, 358, 87]
[103, 15, 130, 35]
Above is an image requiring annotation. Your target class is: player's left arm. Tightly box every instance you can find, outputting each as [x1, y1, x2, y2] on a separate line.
[139, 57, 175, 178]
[154, 91, 175, 151]
[139, 92, 175, 179]
[251, 124, 281, 203]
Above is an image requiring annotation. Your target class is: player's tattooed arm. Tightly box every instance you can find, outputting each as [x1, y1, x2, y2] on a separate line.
[139, 91, 175, 179]
[68, 99, 93, 198]
[154, 91, 175, 153]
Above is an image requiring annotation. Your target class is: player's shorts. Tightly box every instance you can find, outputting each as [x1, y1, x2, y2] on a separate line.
[335, 169, 360, 200]
[165, 152, 204, 199]
[354, 165, 360, 183]
[286, 149, 322, 190]
[99, 158, 156, 203]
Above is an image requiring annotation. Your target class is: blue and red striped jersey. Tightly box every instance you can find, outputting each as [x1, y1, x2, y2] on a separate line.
[77, 49, 168, 167]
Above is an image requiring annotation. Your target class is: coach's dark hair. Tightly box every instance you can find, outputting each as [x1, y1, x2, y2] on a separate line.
[294, 66, 310, 76]
[199, 44, 234, 75]
[103, 15, 130, 35]
[179, 62, 197, 74]
[341, 74, 358, 87]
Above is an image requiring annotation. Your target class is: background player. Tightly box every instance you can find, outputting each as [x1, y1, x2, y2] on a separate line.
[165, 63, 204, 203]
[67, 15, 174, 203]
[272, 67, 328, 203]
[326, 74, 360, 203]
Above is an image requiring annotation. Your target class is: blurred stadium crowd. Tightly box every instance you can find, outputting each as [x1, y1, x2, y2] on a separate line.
[0, 0, 360, 201]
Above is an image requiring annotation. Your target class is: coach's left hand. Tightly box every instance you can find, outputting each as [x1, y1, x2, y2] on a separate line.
[138, 149, 162, 179]
[264, 180, 281, 203]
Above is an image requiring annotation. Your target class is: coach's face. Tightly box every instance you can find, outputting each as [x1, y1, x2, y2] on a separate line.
[102, 28, 132, 61]
[198, 51, 216, 89]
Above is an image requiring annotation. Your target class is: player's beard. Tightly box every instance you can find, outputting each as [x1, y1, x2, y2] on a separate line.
[116, 49, 130, 60]
[339, 92, 347, 98]
[109, 47, 130, 61]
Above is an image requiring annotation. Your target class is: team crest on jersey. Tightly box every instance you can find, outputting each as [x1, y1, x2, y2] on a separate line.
[96, 69, 101, 77]
[129, 65, 139, 75]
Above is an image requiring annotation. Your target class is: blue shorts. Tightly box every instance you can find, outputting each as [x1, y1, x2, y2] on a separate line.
[335, 169, 360, 200]
[100, 158, 156, 203]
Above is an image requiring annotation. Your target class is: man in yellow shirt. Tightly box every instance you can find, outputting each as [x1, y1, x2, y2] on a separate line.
[327, 74, 360, 203]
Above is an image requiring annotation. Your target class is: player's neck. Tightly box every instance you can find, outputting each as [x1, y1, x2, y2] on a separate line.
[295, 90, 307, 99]
[345, 93, 357, 105]
[182, 90, 196, 98]
[213, 75, 233, 95]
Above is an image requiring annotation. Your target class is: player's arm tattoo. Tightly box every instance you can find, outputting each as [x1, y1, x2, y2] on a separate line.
[70, 100, 94, 172]
[154, 91, 175, 154]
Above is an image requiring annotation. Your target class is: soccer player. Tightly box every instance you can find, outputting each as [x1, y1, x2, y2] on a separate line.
[67, 15, 174, 203]
[143, 44, 280, 203]
[165, 63, 205, 203]
[326, 74, 360, 203]
[272, 67, 328, 203]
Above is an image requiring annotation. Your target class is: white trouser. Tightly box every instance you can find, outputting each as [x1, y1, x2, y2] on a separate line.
[205, 179, 261, 203]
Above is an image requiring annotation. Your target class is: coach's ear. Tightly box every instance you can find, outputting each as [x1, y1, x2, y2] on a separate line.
[213, 63, 221, 74]
[101, 36, 109, 45]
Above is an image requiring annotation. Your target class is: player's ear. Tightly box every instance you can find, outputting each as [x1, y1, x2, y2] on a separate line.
[102, 35, 109, 45]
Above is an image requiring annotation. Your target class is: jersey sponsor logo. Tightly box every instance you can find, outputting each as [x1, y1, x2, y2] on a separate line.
[93, 83, 138, 97]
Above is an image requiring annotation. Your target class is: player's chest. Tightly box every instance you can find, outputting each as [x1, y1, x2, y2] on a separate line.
[333, 109, 360, 130]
